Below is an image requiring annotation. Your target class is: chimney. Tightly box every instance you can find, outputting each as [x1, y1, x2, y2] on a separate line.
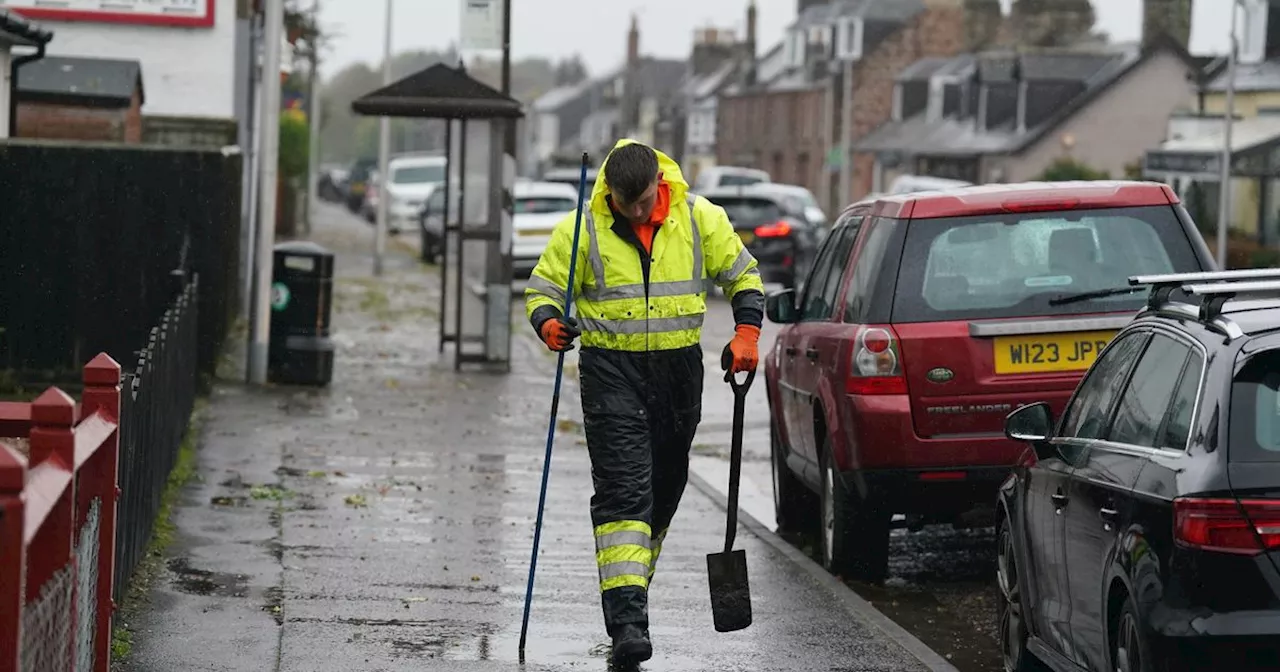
[1141, 0, 1192, 51]
[628, 14, 640, 65]
[746, 1, 757, 59]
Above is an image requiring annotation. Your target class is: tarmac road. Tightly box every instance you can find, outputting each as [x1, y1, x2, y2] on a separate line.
[117, 203, 957, 672]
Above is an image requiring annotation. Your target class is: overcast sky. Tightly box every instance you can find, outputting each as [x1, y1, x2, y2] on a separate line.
[317, 0, 1235, 79]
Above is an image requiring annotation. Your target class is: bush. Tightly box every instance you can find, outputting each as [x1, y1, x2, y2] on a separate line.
[279, 109, 310, 181]
[1037, 157, 1110, 182]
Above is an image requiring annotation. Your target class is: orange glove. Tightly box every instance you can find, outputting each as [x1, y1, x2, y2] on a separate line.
[725, 324, 761, 373]
[539, 316, 580, 352]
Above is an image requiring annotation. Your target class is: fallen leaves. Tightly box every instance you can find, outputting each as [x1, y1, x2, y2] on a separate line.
[343, 494, 368, 508]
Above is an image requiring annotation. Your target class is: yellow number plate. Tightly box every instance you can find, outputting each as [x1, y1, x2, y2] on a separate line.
[993, 331, 1116, 374]
[737, 231, 755, 244]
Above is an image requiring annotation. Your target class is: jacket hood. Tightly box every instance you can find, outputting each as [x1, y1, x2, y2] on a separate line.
[589, 139, 689, 215]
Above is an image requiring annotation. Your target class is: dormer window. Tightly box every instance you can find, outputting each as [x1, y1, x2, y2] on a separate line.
[786, 28, 806, 68]
[835, 18, 863, 60]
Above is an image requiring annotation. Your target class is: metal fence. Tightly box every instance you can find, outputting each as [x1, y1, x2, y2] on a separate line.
[113, 277, 199, 603]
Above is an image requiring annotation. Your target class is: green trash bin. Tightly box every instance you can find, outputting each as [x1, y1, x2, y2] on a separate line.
[268, 241, 335, 386]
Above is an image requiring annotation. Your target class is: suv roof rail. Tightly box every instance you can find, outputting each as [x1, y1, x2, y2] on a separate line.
[1129, 269, 1280, 309]
[1183, 279, 1280, 321]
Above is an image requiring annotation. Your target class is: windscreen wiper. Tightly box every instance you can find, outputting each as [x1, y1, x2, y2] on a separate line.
[1048, 286, 1145, 306]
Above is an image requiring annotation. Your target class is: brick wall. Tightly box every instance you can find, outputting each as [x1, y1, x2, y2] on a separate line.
[716, 86, 825, 192]
[16, 94, 143, 144]
[847, 0, 968, 199]
[16, 102, 126, 142]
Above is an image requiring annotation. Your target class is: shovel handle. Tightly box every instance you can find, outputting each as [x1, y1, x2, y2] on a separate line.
[720, 345, 752, 552]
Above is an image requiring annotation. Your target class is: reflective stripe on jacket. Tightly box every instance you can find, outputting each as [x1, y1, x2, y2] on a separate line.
[525, 139, 765, 352]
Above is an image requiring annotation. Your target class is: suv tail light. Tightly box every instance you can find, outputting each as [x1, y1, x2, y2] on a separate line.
[755, 221, 792, 238]
[1174, 498, 1280, 555]
[847, 326, 907, 395]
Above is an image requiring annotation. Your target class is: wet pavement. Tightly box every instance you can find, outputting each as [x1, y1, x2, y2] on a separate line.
[119, 203, 957, 672]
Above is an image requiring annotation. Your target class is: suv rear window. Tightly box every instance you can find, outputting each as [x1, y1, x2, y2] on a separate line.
[706, 197, 783, 229]
[892, 206, 1200, 322]
[1230, 350, 1280, 461]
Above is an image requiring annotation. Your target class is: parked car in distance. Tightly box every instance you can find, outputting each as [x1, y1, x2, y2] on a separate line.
[762, 181, 1215, 583]
[383, 155, 446, 234]
[345, 158, 376, 213]
[419, 187, 449, 262]
[361, 170, 380, 223]
[693, 165, 771, 192]
[999, 269, 1280, 672]
[541, 166, 598, 194]
[702, 185, 823, 289]
[318, 164, 348, 202]
[512, 181, 578, 277]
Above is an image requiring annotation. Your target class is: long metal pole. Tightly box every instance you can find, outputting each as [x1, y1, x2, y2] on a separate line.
[1217, 0, 1240, 270]
[374, 0, 392, 276]
[243, 13, 264, 331]
[249, 0, 285, 385]
[304, 0, 321, 237]
[837, 58, 852, 208]
[501, 0, 516, 156]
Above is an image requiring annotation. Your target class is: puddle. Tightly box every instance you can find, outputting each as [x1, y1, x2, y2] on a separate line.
[167, 557, 248, 597]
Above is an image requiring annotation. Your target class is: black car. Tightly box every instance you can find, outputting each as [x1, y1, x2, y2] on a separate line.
[344, 158, 377, 213]
[701, 185, 822, 289]
[999, 269, 1280, 672]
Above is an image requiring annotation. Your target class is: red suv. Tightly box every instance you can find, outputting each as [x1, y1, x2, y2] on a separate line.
[762, 181, 1215, 582]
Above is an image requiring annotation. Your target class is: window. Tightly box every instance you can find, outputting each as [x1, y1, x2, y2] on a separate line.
[1228, 349, 1280, 461]
[1157, 351, 1203, 451]
[893, 206, 1201, 323]
[843, 218, 895, 323]
[1107, 334, 1191, 448]
[515, 197, 575, 215]
[392, 165, 445, 184]
[801, 223, 857, 321]
[1059, 333, 1150, 440]
[706, 196, 783, 228]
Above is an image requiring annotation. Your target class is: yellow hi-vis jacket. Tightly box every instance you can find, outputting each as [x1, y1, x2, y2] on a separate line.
[525, 140, 765, 352]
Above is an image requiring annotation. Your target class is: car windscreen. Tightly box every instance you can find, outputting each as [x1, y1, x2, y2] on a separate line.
[705, 196, 783, 229]
[516, 197, 575, 214]
[1229, 349, 1280, 462]
[892, 205, 1200, 322]
[392, 165, 445, 184]
[720, 174, 765, 187]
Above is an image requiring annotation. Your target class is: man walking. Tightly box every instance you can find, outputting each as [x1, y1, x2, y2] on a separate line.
[526, 139, 765, 664]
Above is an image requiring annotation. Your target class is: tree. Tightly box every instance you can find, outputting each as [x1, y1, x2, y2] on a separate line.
[554, 55, 589, 87]
[1036, 157, 1109, 181]
[1010, 0, 1096, 48]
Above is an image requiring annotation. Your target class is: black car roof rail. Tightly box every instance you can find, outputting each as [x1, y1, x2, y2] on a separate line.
[1182, 279, 1280, 322]
[1129, 269, 1280, 310]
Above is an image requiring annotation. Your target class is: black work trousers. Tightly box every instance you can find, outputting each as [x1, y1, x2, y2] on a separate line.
[578, 344, 703, 635]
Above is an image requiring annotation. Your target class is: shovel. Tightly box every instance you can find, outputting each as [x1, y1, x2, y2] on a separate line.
[706, 345, 755, 633]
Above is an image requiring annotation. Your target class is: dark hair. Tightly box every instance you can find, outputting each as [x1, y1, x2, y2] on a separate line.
[604, 143, 659, 203]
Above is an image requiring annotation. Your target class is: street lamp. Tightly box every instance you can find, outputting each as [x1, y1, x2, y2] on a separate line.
[374, 0, 392, 276]
[1217, 0, 1244, 270]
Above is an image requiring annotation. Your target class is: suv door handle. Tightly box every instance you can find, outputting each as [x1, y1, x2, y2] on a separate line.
[784, 346, 797, 356]
[805, 348, 820, 361]
[1051, 492, 1069, 512]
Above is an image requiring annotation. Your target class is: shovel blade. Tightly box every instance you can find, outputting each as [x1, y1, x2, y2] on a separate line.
[706, 549, 751, 633]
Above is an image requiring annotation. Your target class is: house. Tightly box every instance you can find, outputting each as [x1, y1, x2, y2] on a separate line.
[857, 36, 1204, 193]
[677, 4, 759, 184]
[0, 9, 52, 139]
[1143, 0, 1280, 244]
[716, 0, 969, 212]
[15, 55, 144, 143]
[520, 16, 684, 176]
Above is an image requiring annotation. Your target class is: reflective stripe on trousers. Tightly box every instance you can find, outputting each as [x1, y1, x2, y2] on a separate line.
[595, 520, 652, 591]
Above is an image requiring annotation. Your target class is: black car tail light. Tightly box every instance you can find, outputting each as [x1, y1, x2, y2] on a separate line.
[1175, 497, 1280, 555]
[754, 221, 792, 238]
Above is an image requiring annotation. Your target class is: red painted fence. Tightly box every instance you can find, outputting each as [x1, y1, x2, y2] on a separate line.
[0, 354, 121, 672]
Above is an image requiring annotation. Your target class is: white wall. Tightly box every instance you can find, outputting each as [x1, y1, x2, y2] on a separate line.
[0, 46, 10, 138]
[36, 0, 238, 118]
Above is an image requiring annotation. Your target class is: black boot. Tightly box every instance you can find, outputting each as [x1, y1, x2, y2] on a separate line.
[610, 624, 652, 666]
